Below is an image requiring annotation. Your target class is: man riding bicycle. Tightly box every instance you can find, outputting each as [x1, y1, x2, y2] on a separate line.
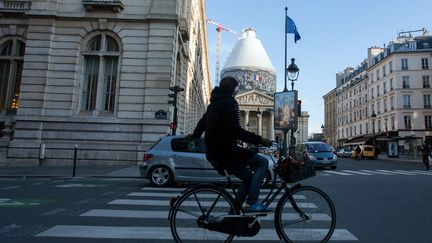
[190, 76, 272, 213]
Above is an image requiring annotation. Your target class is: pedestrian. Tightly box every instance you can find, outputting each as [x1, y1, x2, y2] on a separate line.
[189, 76, 273, 213]
[354, 146, 361, 161]
[421, 142, 431, 170]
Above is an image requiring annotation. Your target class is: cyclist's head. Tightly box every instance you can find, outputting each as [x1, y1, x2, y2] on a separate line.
[219, 76, 239, 95]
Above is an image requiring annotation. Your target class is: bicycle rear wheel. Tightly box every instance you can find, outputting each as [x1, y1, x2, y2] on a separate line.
[169, 185, 239, 242]
[275, 185, 336, 242]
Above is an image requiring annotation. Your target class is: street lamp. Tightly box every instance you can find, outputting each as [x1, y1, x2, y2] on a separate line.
[286, 58, 300, 91]
[321, 124, 325, 142]
[371, 111, 377, 153]
[284, 58, 300, 157]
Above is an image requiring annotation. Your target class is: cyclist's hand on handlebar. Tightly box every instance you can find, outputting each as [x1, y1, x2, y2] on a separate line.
[260, 137, 272, 147]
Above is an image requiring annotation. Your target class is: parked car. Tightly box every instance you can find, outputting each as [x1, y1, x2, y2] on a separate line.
[295, 141, 337, 169]
[139, 135, 277, 187]
[351, 145, 375, 159]
[336, 148, 352, 157]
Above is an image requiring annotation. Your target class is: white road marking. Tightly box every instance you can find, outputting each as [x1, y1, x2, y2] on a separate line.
[35, 225, 357, 241]
[108, 199, 316, 208]
[341, 170, 373, 175]
[80, 209, 331, 221]
[323, 171, 352, 176]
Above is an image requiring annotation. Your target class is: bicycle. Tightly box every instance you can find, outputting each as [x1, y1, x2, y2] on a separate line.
[168, 153, 336, 242]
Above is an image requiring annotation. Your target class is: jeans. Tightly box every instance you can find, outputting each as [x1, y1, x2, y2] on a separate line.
[227, 154, 269, 205]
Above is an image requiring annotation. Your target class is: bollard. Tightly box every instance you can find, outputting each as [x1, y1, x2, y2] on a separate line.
[72, 145, 78, 177]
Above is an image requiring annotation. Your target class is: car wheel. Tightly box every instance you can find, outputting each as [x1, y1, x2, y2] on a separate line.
[261, 170, 272, 188]
[149, 165, 173, 187]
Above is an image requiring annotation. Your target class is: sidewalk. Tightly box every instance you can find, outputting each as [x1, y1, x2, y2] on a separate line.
[377, 154, 420, 163]
[0, 165, 141, 178]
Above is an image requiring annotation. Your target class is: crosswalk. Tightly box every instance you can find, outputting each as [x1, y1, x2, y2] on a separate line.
[320, 169, 432, 176]
[35, 186, 359, 241]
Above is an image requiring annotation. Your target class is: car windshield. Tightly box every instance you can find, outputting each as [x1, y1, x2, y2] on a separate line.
[307, 143, 331, 153]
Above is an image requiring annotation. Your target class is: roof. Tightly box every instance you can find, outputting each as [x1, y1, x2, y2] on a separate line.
[222, 28, 276, 74]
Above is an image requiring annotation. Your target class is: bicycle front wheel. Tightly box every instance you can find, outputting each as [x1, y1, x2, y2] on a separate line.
[170, 185, 239, 242]
[275, 185, 336, 242]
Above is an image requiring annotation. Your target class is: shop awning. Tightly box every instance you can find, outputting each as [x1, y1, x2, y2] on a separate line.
[343, 136, 372, 146]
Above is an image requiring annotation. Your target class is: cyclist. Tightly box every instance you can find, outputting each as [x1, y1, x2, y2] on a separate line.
[190, 76, 272, 213]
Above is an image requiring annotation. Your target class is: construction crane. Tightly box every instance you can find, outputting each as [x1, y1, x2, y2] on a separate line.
[206, 18, 237, 86]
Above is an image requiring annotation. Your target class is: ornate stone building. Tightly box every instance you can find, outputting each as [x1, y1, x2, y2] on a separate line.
[0, 0, 211, 166]
[221, 29, 276, 140]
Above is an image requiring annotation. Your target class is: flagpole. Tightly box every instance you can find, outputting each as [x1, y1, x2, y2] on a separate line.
[284, 7, 288, 92]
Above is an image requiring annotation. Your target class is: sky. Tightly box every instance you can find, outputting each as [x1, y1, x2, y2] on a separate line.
[205, 0, 432, 136]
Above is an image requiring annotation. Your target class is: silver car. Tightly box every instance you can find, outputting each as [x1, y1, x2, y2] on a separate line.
[139, 135, 276, 187]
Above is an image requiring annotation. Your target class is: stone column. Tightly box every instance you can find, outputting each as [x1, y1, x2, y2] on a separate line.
[257, 110, 262, 136]
[269, 111, 275, 140]
[245, 110, 250, 130]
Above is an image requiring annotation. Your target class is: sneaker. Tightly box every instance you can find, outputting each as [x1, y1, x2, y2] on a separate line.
[244, 203, 273, 214]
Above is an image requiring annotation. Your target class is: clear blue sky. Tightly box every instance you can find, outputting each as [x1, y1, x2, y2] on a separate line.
[205, 0, 432, 136]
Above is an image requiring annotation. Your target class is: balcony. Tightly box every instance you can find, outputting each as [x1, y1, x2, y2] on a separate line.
[83, 0, 124, 12]
[0, 1, 31, 14]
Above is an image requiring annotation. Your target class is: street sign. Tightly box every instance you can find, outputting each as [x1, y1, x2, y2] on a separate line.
[154, 110, 167, 119]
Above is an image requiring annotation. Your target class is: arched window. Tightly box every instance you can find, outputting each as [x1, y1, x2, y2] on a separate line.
[0, 38, 25, 113]
[81, 33, 120, 113]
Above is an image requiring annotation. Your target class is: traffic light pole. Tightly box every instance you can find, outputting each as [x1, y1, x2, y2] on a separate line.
[168, 86, 184, 136]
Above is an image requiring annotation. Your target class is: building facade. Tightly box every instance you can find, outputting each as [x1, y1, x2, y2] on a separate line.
[322, 88, 337, 148]
[325, 30, 432, 156]
[0, 0, 211, 166]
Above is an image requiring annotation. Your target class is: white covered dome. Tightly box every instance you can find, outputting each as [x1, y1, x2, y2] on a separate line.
[222, 28, 276, 74]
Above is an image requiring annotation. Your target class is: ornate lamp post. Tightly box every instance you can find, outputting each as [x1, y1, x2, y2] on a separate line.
[321, 124, 325, 142]
[285, 58, 300, 157]
[371, 110, 377, 153]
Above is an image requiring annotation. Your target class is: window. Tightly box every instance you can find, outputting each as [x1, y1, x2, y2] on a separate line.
[426, 116, 432, 129]
[424, 95, 431, 109]
[370, 73, 374, 83]
[422, 58, 429, 69]
[383, 82, 387, 94]
[377, 100, 381, 114]
[390, 96, 394, 110]
[401, 58, 408, 70]
[384, 98, 387, 112]
[382, 65, 386, 76]
[402, 76, 410, 89]
[390, 78, 393, 90]
[423, 76, 430, 88]
[391, 116, 395, 130]
[404, 116, 411, 129]
[376, 70, 380, 80]
[0, 38, 25, 113]
[376, 85, 380, 96]
[171, 137, 205, 153]
[81, 33, 120, 114]
[403, 95, 411, 109]
[389, 61, 393, 73]
[371, 88, 374, 99]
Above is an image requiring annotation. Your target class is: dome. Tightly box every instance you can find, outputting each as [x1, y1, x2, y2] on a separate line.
[222, 28, 276, 74]
[221, 28, 276, 95]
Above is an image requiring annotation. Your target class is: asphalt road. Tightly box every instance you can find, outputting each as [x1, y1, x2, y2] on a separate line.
[0, 157, 431, 242]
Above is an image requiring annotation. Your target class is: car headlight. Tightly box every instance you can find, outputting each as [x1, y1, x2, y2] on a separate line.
[333, 154, 337, 160]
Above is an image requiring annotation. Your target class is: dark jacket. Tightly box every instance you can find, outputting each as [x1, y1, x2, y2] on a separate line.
[192, 87, 262, 166]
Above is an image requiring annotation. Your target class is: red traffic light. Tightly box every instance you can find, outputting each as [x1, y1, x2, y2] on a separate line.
[170, 122, 177, 129]
[297, 99, 302, 105]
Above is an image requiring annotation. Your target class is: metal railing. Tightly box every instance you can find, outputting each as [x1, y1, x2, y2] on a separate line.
[0, 0, 31, 11]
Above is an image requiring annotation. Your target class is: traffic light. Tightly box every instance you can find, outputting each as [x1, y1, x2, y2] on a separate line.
[168, 86, 184, 107]
[168, 86, 184, 135]
[297, 99, 302, 117]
